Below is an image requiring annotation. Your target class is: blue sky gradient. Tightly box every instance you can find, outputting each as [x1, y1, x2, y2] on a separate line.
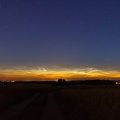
[0, 0, 120, 80]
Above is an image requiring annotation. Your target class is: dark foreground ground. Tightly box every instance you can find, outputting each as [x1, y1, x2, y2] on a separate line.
[0, 83, 120, 120]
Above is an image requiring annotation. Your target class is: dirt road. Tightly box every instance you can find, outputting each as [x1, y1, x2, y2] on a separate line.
[41, 93, 66, 120]
[0, 94, 39, 120]
[0, 93, 65, 120]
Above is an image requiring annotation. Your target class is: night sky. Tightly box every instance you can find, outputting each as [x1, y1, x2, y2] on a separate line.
[0, 0, 120, 81]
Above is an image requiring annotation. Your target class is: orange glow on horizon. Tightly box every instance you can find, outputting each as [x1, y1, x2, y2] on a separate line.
[0, 66, 120, 81]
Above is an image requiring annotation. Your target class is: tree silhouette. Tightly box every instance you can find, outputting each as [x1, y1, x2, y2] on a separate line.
[57, 78, 67, 86]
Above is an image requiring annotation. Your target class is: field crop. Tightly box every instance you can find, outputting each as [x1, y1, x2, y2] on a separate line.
[56, 86, 120, 120]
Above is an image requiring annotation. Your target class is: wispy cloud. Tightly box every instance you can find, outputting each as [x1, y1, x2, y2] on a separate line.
[0, 65, 120, 81]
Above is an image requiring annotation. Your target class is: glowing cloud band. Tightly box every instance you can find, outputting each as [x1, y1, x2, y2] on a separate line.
[0, 66, 120, 81]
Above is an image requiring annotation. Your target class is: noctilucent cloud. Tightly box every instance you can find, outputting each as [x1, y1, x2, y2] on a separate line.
[0, 0, 120, 80]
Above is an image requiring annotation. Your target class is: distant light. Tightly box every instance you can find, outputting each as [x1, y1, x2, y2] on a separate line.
[11, 81, 15, 82]
[115, 82, 120, 85]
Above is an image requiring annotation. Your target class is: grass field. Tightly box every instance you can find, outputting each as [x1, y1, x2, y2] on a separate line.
[1, 83, 120, 120]
[55, 85, 120, 120]
[0, 83, 50, 112]
[15, 93, 47, 120]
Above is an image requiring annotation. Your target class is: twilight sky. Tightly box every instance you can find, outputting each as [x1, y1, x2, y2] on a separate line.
[0, 0, 120, 80]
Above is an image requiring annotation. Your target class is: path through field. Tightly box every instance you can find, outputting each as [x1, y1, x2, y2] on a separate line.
[0, 93, 39, 120]
[0, 93, 65, 120]
[41, 93, 66, 120]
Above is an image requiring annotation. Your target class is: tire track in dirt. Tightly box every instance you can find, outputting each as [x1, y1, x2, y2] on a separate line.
[41, 93, 66, 120]
[0, 93, 39, 120]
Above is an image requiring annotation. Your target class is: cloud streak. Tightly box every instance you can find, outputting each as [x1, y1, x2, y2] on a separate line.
[0, 65, 120, 81]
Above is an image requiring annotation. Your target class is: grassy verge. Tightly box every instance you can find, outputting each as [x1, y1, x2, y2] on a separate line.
[0, 83, 49, 112]
[15, 93, 47, 120]
[56, 85, 120, 120]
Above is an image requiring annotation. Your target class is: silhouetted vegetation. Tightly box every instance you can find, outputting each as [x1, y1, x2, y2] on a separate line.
[57, 78, 67, 86]
[0, 79, 117, 87]
[69, 79, 115, 85]
[56, 86, 120, 120]
[51, 78, 68, 86]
